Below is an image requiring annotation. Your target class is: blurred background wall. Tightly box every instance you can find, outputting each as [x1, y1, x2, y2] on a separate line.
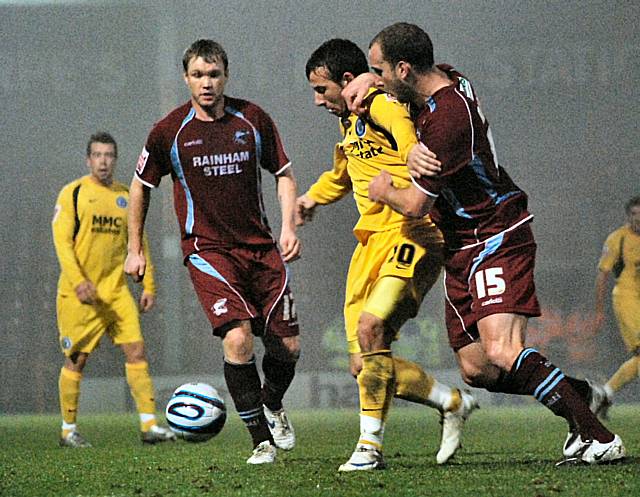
[1, 0, 638, 412]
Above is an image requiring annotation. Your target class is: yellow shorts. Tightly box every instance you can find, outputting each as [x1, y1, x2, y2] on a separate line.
[56, 290, 143, 357]
[344, 226, 444, 354]
[612, 291, 640, 353]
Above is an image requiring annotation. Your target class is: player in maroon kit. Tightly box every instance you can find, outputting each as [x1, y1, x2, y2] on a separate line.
[344, 22, 625, 465]
[125, 39, 300, 464]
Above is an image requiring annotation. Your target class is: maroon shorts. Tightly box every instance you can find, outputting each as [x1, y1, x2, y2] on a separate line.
[444, 223, 541, 350]
[186, 245, 299, 338]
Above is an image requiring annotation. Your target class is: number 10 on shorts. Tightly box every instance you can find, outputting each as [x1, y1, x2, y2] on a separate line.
[474, 268, 505, 299]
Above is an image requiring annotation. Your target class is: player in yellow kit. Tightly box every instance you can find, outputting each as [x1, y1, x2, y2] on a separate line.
[52, 132, 175, 447]
[297, 39, 477, 470]
[594, 196, 640, 416]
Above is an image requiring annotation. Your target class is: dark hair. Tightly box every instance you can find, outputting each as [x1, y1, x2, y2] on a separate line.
[305, 38, 369, 82]
[371, 22, 434, 73]
[625, 196, 640, 214]
[86, 131, 117, 157]
[182, 39, 229, 72]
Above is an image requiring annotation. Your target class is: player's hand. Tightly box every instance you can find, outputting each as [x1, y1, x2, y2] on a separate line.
[342, 73, 381, 115]
[75, 280, 98, 305]
[368, 170, 393, 202]
[279, 229, 301, 262]
[408, 143, 441, 178]
[296, 195, 317, 226]
[125, 251, 146, 283]
[139, 292, 155, 313]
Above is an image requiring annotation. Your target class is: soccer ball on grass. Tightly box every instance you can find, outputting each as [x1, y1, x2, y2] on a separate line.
[165, 382, 226, 442]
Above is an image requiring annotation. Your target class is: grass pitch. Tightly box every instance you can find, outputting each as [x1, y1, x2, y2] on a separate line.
[1, 405, 638, 497]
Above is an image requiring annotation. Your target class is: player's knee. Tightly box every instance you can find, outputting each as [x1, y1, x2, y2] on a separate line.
[483, 342, 516, 371]
[357, 314, 385, 352]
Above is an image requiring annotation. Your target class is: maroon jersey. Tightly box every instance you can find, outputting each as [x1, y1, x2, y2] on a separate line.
[412, 65, 532, 249]
[135, 97, 291, 257]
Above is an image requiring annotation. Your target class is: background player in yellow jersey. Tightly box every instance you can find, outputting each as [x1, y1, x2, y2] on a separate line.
[594, 196, 640, 415]
[52, 132, 175, 447]
[297, 39, 477, 470]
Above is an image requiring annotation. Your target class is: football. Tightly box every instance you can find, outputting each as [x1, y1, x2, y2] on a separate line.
[165, 382, 227, 442]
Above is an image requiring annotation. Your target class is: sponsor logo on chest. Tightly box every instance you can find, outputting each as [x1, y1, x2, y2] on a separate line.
[192, 150, 250, 177]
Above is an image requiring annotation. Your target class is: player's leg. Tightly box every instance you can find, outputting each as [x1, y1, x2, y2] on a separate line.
[253, 246, 300, 450]
[112, 294, 174, 444]
[222, 321, 277, 464]
[604, 294, 640, 407]
[119, 341, 175, 444]
[187, 250, 276, 464]
[477, 312, 624, 464]
[59, 353, 91, 447]
[57, 294, 102, 448]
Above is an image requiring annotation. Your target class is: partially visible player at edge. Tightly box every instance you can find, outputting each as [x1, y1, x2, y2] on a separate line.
[298, 39, 477, 471]
[125, 39, 300, 464]
[593, 196, 640, 416]
[344, 22, 625, 465]
[52, 131, 175, 447]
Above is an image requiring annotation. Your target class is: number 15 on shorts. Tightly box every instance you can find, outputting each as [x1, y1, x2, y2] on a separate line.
[474, 268, 505, 299]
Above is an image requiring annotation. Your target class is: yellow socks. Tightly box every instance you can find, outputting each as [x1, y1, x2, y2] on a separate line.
[125, 361, 157, 432]
[607, 356, 640, 393]
[393, 356, 461, 411]
[357, 350, 395, 448]
[59, 367, 82, 437]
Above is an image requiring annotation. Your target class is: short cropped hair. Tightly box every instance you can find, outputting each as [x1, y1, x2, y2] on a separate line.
[371, 22, 434, 73]
[86, 131, 117, 158]
[182, 39, 229, 72]
[305, 39, 369, 82]
[625, 196, 640, 214]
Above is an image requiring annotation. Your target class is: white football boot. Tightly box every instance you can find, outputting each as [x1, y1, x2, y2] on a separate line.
[581, 435, 626, 464]
[436, 390, 479, 464]
[338, 444, 386, 472]
[141, 424, 177, 444]
[264, 406, 295, 450]
[562, 431, 589, 458]
[59, 431, 92, 448]
[246, 441, 277, 465]
[559, 433, 626, 465]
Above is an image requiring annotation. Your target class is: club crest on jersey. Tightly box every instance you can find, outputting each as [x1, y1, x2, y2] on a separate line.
[116, 196, 127, 208]
[234, 130, 250, 145]
[355, 118, 366, 137]
[212, 298, 228, 316]
[61, 337, 72, 350]
[458, 77, 475, 101]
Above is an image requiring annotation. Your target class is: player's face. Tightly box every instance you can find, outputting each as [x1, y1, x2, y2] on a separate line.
[368, 42, 416, 105]
[308, 67, 346, 116]
[628, 205, 640, 234]
[184, 56, 228, 114]
[86, 142, 116, 186]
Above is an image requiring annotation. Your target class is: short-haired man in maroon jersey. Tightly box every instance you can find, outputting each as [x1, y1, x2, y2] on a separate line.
[126, 39, 300, 464]
[344, 22, 625, 465]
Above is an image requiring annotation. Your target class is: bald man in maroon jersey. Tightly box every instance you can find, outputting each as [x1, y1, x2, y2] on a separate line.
[345, 22, 625, 466]
[126, 39, 300, 465]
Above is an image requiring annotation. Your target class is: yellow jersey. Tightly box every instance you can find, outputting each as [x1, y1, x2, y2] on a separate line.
[598, 225, 640, 295]
[52, 175, 155, 302]
[307, 89, 440, 243]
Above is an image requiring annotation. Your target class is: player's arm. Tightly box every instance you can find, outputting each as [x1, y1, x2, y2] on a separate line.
[52, 185, 98, 304]
[125, 178, 152, 283]
[368, 170, 434, 218]
[594, 233, 618, 331]
[298, 145, 351, 225]
[276, 167, 301, 262]
[368, 93, 441, 176]
[342, 72, 382, 115]
[138, 233, 156, 312]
